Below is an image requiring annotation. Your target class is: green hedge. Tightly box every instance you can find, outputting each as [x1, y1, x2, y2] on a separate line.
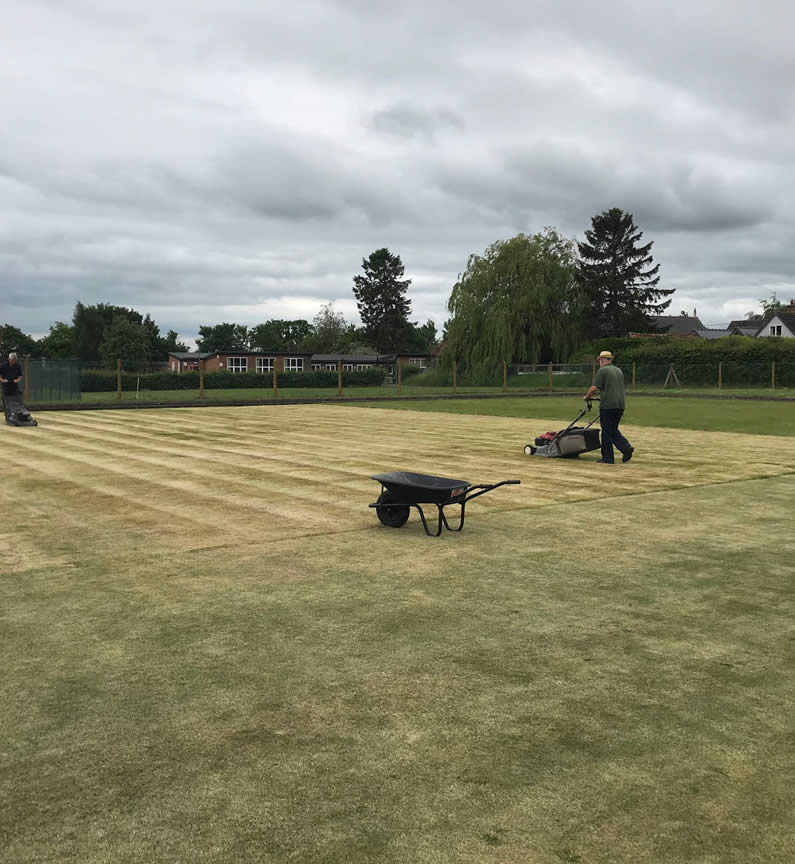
[569, 335, 795, 364]
[81, 367, 386, 393]
[566, 337, 795, 387]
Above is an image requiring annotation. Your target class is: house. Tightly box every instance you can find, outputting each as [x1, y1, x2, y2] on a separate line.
[310, 354, 378, 371]
[754, 302, 795, 338]
[649, 311, 706, 336]
[167, 350, 436, 378]
[169, 352, 216, 372]
[168, 350, 310, 374]
[378, 352, 434, 384]
[629, 310, 705, 338]
[727, 318, 762, 337]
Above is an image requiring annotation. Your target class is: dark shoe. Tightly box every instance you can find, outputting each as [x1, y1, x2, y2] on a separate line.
[596, 459, 614, 464]
[622, 447, 634, 463]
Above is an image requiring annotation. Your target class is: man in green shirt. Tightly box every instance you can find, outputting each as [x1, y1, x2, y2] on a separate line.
[584, 351, 634, 464]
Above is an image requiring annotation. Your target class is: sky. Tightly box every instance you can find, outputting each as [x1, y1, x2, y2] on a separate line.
[2, 0, 794, 347]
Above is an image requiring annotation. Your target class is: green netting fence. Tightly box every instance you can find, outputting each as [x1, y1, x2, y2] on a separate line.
[24, 359, 81, 401]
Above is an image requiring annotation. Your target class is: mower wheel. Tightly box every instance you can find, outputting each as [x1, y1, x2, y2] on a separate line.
[375, 491, 410, 528]
[524, 445, 536, 456]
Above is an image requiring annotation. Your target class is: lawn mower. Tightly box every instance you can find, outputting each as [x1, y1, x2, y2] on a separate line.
[524, 400, 599, 458]
[3, 391, 38, 427]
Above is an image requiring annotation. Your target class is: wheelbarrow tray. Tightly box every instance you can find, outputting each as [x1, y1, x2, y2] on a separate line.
[370, 471, 471, 505]
[370, 471, 520, 536]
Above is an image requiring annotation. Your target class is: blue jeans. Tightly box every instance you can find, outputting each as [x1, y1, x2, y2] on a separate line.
[600, 409, 631, 463]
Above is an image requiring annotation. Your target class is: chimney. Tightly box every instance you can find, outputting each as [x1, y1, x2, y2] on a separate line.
[693, 308, 697, 317]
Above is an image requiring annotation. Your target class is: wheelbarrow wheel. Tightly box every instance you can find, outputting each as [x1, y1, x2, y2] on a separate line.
[375, 491, 410, 528]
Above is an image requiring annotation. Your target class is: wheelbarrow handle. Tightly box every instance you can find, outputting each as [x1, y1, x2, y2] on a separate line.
[459, 479, 521, 504]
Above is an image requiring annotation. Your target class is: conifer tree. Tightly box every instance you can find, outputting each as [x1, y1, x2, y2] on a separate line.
[577, 208, 671, 338]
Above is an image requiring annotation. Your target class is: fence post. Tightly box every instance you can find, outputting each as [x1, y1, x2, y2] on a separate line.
[453, 360, 457, 394]
[591, 362, 596, 383]
[632, 361, 636, 389]
[771, 360, 776, 390]
[117, 359, 122, 400]
[718, 361, 722, 391]
[503, 361, 507, 393]
[337, 359, 342, 397]
[273, 364, 278, 397]
[199, 357, 205, 398]
[397, 360, 402, 395]
[24, 358, 30, 400]
[548, 361, 553, 392]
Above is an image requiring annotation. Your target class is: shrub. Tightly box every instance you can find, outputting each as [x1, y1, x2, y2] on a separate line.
[80, 367, 386, 393]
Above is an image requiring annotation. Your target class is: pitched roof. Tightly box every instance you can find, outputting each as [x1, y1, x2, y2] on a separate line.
[169, 352, 215, 360]
[649, 314, 705, 335]
[311, 354, 378, 363]
[727, 318, 762, 330]
[755, 306, 795, 336]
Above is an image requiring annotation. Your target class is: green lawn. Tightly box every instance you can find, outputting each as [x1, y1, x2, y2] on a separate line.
[2, 403, 793, 863]
[30, 383, 795, 407]
[356, 394, 795, 436]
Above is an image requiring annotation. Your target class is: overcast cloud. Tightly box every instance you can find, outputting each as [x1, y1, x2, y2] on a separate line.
[2, 0, 794, 345]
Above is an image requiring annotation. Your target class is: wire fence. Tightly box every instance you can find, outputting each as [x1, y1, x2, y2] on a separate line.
[20, 357, 795, 405]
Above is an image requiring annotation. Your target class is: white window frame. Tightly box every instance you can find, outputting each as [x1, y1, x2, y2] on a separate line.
[770, 325, 782, 336]
[355, 364, 372, 371]
[325, 363, 338, 371]
[227, 356, 248, 373]
[256, 357, 275, 373]
[408, 357, 427, 368]
[285, 357, 303, 372]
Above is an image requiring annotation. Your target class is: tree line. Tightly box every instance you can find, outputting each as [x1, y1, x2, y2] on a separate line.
[4, 207, 780, 373]
[443, 208, 674, 376]
[0, 248, 438, 369]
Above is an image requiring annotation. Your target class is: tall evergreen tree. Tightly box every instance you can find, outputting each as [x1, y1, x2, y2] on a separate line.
[352, 248, 413, 354]
[577, 208, 671, 338]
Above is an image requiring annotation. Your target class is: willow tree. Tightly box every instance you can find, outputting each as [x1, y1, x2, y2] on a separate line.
[444, 228, 580, 377]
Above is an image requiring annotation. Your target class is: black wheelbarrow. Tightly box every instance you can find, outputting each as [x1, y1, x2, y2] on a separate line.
[369, 471, 520, 537]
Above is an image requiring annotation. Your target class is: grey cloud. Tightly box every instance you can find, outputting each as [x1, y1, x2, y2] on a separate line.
[369, 105, 466, 141]
[1, 0, 794, 339]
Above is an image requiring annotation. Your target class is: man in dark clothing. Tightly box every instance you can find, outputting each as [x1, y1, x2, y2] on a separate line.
[584, 350, 634, 464]
[0, 352, 23, 397]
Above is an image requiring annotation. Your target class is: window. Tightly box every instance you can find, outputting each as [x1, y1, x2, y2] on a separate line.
[256, 357, 274, 373]
[355, 364, 372, 371]
[325, 363, 338, 371]
[342, 364, 354, 371]
[285, 357, 303, 372]
[312, 364, 323, 371]
[409, 357, 427, 368]
[770, 325, 782, 336]
[227, 356, 248, 373]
